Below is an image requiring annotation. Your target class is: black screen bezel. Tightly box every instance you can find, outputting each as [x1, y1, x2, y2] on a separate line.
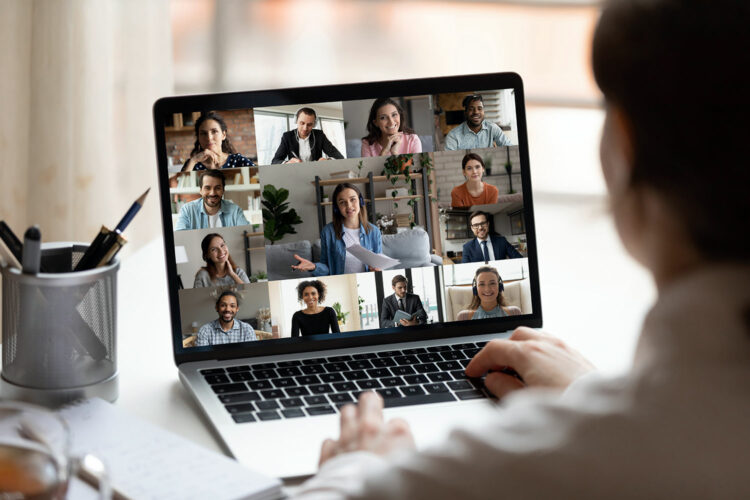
[152, 72, 542, 366]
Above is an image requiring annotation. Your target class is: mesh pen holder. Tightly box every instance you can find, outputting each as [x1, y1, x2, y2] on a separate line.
[1, 242, 119, 407]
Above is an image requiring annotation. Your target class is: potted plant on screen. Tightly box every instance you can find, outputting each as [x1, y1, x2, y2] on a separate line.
[261, 184, 302, 244]
[332, 302, 349, 326]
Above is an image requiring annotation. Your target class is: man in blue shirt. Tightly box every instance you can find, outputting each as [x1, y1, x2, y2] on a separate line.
[174, 170, 249, 231]
[445, 94, 512, 151]
[462, 210, 521, 263]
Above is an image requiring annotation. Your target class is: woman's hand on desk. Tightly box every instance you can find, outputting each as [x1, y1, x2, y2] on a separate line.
[465, 327, 595, 398]
[319, 392, 415, 466]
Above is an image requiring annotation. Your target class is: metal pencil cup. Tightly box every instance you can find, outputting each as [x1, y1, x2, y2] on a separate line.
[1, 242, 119, 406]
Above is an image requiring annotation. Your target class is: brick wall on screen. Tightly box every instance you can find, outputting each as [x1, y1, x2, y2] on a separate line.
[433, 146, 522, 205]
[165, 109, 257, 167]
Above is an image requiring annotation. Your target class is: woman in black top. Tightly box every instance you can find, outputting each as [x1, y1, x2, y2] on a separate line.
[291, 280, 340, 337]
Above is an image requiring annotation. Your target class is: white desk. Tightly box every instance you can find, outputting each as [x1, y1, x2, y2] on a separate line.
[114, 193, 655, 457]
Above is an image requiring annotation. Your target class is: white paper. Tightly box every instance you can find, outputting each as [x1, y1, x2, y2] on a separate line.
[346, 244, 400, 270]
[60, 398, 282, 500]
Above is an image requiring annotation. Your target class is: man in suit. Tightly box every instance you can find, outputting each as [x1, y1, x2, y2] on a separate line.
[461, 210, 521, 263]
[271, 107, 344, 164]
[379, 275, 428, 328]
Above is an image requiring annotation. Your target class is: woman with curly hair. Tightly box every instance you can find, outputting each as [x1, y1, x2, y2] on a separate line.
[290, 280, 340, 337]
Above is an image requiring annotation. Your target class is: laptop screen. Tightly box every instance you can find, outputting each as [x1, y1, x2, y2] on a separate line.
[154, 73, 541, 361]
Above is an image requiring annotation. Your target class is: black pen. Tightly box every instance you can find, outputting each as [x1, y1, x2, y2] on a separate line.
[22, 225, 41, 274]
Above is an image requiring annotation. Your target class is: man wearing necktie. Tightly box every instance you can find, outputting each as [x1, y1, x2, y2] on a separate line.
[379, 275, 428, 328]
[461, 210, 522, 263]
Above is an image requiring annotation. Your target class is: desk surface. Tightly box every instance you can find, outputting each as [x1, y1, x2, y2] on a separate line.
[114, 193, 655, 458]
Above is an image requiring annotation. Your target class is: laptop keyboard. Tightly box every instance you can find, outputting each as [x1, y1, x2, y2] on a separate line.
[201, 341, 492, 423]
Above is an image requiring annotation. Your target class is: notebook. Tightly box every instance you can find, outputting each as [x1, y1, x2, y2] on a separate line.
[60, 398, 281, 499]
[152, 72, 542, 477]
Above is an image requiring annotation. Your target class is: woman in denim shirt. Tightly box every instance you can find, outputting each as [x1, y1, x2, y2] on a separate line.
[292, 183, 383, 275]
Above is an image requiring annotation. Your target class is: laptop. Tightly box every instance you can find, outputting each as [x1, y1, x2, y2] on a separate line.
[153, 72, 541, 478]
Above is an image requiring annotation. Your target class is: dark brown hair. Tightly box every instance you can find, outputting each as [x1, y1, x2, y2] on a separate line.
[592, 0, 750, 261]
[461, 153, 485, 171]
[189, 112, 238, 157]
[297, 280, 327, 303]
[391, 275, 408, 287]
[200, 169, 226, 189]
[331, 183, 371, 239]
[216, 290, 240, 308]
[198, 233, 238, 282]
[362, 97, 415, 146]
[467, 266, 507, 311]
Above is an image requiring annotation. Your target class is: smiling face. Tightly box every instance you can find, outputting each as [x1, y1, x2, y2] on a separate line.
[301, 286, 320, 308]
[336, 188, 361, 220]
[475, 271, 499, 305]
[198, 119, 226, 154]
[206, 236, 229, 265]
[296, 112, 315, 139]
[465, 99, 485, 128]
[470, 213, 490, 240]
[374, 104, 401, 137]
[200, 175, 225, 209]
[215, 294, 238, 324]
[392, 281, 407, 299]
[463, 159, 484, 182]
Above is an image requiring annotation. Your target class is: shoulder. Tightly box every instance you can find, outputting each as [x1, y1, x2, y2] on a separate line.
[321, 223, 336, 237]
[462, 239, 475, 250]
[195, 268, 209, 278]
[446, 123, 464, 136]
[485, 120, 501, 131]
[366, 222, 381, 235]
[237, 319, 253, 330]
[325, 306, 337, 315]
[221, 199, 241, 212]
[199, 320, 216, 331]
[226, 153, 254, 166]
[492, 234, 509, 244]
[452, 184, 466, 195]
[485, 183, 499, 194]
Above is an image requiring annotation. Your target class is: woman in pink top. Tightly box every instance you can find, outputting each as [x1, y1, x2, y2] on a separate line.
[450, 153, 499, 207]
[361, 98, 422, 157]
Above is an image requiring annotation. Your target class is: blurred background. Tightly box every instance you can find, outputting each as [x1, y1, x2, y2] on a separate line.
[2, 0, 652, 372]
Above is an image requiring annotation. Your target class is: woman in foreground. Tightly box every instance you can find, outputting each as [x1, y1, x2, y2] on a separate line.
[294, 0, 750, 497]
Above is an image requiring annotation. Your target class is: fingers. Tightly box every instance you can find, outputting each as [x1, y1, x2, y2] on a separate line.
[465, 339, 522, 378]
[483, 371, 525, 399]
[509, 327, 552, 342]
[339, 404, 358, 452]
[319, 438, 337, 466]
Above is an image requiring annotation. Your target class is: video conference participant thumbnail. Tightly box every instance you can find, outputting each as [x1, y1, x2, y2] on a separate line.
[291, 280, 341, 337]
[193, 232, 250, 287]
[181, 112, 255, 172]
[196, 291, 257, 346]
[457, 266, 520, 320]
[462, 210, 521, 263]
[174, 170, 249, 230]
[292, 183, 383, 276]
[445, 94, 512, 151]
[361, 98, 422, 157]
[271, 107, 344, 164]
[451, 153, 499, 208]
[379, 275, 427, 328]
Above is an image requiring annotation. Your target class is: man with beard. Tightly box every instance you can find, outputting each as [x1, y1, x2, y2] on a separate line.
[444, 94, 512, 151]
[174, 170, 249, 230]
[196, 291, 257, 346]
[462, 210, 520, 263]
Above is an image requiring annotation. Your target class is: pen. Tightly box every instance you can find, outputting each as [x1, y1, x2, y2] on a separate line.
[75, 188, 150, 271]
[21, 225, 41, 274]
[114, 188, 150, 234]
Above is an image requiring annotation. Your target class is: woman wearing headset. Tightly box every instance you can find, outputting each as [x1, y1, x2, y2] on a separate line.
[459, 266, 521, 320]
[292, 183, 383, 275]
